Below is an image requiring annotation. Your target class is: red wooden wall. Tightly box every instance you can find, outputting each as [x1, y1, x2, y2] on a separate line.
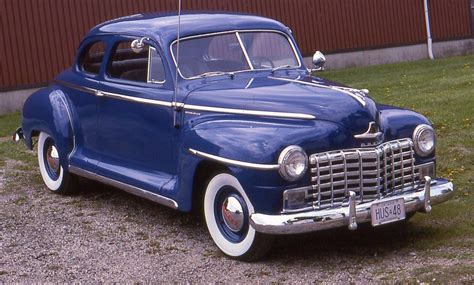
[0, 0, 472, 91]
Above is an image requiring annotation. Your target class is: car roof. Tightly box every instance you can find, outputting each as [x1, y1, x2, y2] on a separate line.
[89, 13, 290, 46]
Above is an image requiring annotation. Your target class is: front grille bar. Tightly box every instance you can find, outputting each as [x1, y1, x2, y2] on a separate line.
[295, 139, 422, 211]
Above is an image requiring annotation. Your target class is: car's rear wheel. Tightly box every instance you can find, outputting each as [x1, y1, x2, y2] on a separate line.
[203, 173, 273, 261]
[38, 132, 77, 194]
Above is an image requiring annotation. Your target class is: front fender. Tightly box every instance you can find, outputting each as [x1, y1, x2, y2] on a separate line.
[22, 87, 75, 169]
[178, 115, 355, 214]
[378, 104, 434, 162]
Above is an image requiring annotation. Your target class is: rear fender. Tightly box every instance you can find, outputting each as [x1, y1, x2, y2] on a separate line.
[22, 87, 75, 169]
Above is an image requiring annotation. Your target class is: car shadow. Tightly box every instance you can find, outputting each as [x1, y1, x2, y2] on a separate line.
[72, 178, 436, 262]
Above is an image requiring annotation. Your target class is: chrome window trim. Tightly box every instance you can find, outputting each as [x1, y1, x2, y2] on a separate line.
[54, 81, 315, 120]
[69, 165, 179, 209]
[169, 29, 302, 80]
[106, 40, 166, 86]
[189, 148, 280, 170]
[147, 46, 166, 85]
[235, 31, 254, 70]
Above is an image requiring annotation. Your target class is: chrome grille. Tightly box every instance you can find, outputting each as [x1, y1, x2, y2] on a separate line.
[285, 139, 421, 212]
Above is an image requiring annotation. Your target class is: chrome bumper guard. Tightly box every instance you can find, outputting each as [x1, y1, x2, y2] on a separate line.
[250, 177, 454, 235]
[12, 127, 24, 142]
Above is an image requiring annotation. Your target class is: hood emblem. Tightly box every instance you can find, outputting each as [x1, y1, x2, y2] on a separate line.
[354, 122, 382, 140]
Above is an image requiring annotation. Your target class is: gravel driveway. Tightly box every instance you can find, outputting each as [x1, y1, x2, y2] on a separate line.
[1, 151, 473, 283]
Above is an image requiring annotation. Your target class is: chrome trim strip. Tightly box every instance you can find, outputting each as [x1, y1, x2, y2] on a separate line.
[268, 76, 367, 106]
[55, 81, 314, 120]
[147, 46, 166, 85]
[236, 31, 254, 70]
[188, 148, 280, 170]
[245, 78, 254, 89]
[170, 29, 302, 80]
[183, 104, 315, 120]
[69, 166, 179, 209]
[251, 178, 454, 235]
[55, 80, 96, 95]
[99, 90, 173, 107]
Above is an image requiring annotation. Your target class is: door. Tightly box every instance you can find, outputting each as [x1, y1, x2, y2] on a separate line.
[96, 38, 177, 193]
[66, 40, 106, 172]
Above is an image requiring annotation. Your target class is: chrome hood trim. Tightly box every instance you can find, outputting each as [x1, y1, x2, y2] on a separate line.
[189, 148, 280, 170]
[269, 76, 368, 106]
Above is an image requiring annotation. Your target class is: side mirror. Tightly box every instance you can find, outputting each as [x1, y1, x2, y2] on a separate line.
[312, 51, 326, 71]
[130, 37, 150, 53]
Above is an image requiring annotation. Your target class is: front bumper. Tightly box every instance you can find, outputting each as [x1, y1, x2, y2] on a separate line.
[250, 177, 454, 235]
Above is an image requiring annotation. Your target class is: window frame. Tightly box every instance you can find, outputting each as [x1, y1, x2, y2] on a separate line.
[169, 29, 302, 80]
[104, 37, 167, 87]
[77, 40, 107, 77]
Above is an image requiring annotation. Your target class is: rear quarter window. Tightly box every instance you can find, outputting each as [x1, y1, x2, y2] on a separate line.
[79, 41, 106, 75]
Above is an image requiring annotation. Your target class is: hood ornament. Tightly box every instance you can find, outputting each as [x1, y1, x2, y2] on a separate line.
[354, 122, 382, 140]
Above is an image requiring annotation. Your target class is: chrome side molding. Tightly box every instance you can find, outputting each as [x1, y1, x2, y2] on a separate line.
[184, 104, 315, 120]
[55, 80, 315, 120]
[189, 148, 280, 170]
[68, 166, 179, 209]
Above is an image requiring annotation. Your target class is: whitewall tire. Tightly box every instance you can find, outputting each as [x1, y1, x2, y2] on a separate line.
[204, 173, 273, 261]
[37, 132, 77, 194]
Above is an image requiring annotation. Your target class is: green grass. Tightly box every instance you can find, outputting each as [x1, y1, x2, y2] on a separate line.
[321, 54, 474, 250]
[0, 112, 21, 137]
[0, 55, 472, 280]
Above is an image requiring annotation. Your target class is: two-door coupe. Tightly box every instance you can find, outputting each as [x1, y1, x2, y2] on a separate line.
[14, 13, 454, 260]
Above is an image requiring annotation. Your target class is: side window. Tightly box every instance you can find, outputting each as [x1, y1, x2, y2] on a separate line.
[148, 47, 166, 83]
[107, 40, 166, 84]
[79, 41, 106, 75]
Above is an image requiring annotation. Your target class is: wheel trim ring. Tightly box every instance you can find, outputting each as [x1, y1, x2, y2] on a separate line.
[214, 187, 250, 243]
[221, 196, 245, 232]
[43, 138, 60, 180]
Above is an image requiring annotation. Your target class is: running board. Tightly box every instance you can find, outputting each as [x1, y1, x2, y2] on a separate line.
[68, 165, 179, 209]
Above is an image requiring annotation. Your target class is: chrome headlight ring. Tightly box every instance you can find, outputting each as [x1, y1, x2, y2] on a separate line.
[413, 124, 436, 157]
[278, 145, 308, 182]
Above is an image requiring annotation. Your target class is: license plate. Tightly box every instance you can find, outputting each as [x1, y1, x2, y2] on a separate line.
[370, 198, 406, 226]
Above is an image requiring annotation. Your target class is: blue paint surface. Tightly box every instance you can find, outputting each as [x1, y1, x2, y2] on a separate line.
[21, 13, 438, 214]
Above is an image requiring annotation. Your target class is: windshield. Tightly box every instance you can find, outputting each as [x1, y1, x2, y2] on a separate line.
[171, 31, 300, 79]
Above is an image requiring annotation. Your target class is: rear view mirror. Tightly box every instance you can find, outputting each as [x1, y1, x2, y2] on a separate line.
[312, 51, 326, 71]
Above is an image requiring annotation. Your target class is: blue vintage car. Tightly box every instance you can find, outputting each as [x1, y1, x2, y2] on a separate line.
[14, 13, 454, 260]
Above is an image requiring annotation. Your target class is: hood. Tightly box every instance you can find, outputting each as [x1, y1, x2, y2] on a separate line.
[182, 73, 378, 135]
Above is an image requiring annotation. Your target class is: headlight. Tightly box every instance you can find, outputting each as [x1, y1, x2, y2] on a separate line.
[413, 124, 436, 157]
[278, 146, 308, 181]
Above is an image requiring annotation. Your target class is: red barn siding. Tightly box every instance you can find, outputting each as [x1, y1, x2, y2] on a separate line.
[0, 0, 472, 90]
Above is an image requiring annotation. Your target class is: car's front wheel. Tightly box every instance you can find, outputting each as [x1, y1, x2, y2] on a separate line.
[204, 173, 273, 261]
[38, 132, 77, 194]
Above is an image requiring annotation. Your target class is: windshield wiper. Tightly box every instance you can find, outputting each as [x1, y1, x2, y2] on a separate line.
[271, 64, 293, 73]
[196, 71, 236, 79]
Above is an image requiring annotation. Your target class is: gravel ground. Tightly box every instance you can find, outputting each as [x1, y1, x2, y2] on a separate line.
[1, 154, 473, 283]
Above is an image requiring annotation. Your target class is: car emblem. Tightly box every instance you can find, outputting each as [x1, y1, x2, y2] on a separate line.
[355, 122, 382, 146]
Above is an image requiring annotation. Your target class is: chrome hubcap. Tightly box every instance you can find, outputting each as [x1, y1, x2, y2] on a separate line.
[46, 145, 60, 174]
[221, 196, 244, 232]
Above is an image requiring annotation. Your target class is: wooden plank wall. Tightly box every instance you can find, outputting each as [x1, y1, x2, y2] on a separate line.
[0, 0, 472, 90]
